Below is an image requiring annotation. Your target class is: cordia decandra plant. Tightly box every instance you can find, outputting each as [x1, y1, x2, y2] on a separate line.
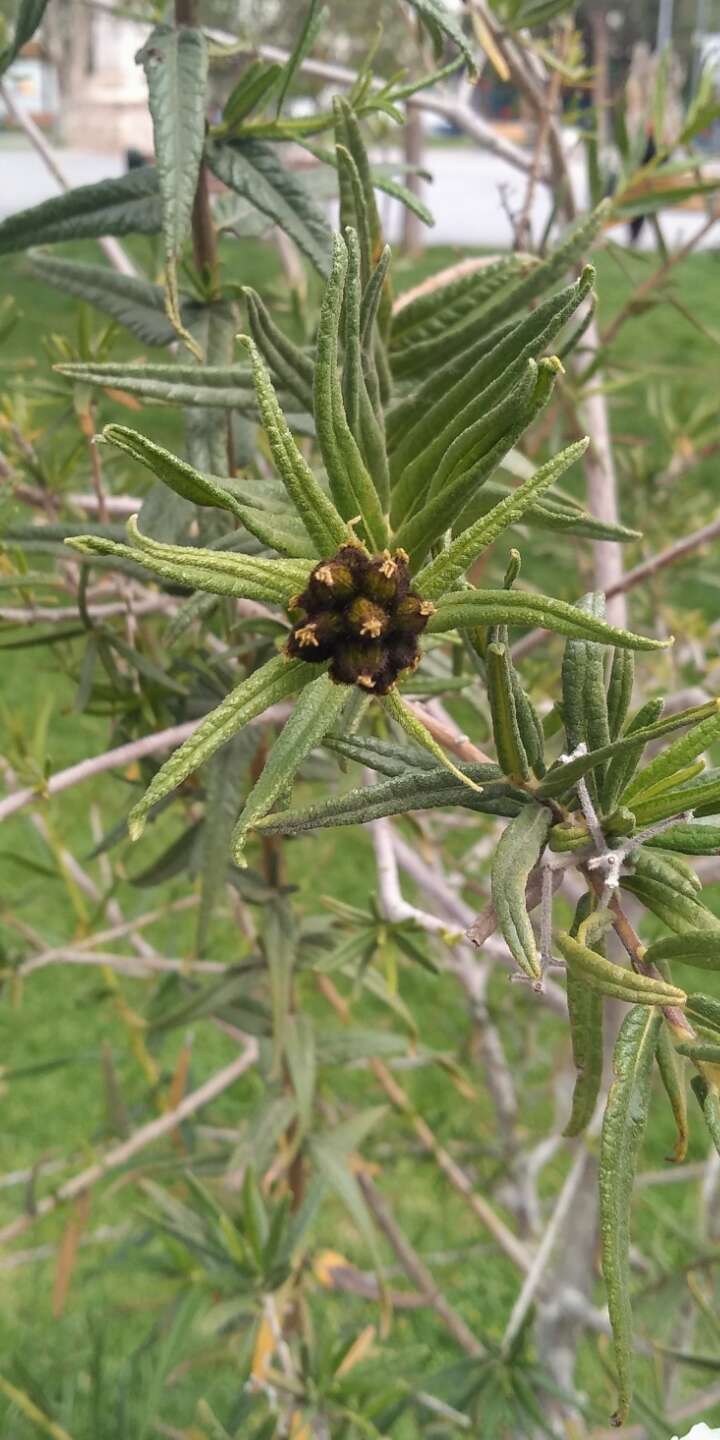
[63, 206, 720, 1422]
[3, 4, 720, 1419]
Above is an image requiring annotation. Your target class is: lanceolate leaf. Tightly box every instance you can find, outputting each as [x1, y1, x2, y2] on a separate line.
[26, 254, 175, 347]
[428, 589, 671, 652]
[0, 168, 161, 254]
[645, 821, 720, 856]
[621, 872, 720, 936]
[100, 424, 246, 517]
[556, 932, 687, 1006]
[690, 1076, 720, 1157]
[52, 358, 259, 410]
[232, 672, 350, 863]
[644, 932, 720, 972]
[313, 235, 387, 548]
[255, 767, 523, 835]
[537, 701, 717, 799]
[491, 803, 551, 980]
[136, 23, 209, 345]
[600, 1005, 663, 1426]
[416, 438, 588, 597]
[655, 1023, 689, 1163]
[65, 526, 311, 604]
[0, 0, 49, 75]
[486, 642, 530, 781]
[564, 963, 603, 1136]
[622, 701, 720, 805]
[206, 138, 332, 274]
[128, 655, 318, 839]
[240, 335, 348, 554]
[404, 0, 477, 72]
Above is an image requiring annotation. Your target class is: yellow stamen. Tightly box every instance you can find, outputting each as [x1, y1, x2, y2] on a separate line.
[360, 616, 383, 637]
[314, 564, 334, 586]
[295, 624, 319, 648]
[357, 673, 377, 690]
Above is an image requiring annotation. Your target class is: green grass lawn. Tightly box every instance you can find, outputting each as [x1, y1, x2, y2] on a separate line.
[2, 232, 720, 1435]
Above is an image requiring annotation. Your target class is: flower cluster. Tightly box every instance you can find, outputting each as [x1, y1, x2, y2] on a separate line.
[286, 544, 435, 695]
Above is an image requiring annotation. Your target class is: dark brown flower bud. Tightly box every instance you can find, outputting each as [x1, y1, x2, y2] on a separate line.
[362, 548, 410, 607]
[285, 544, 428, 693]
[330, 641, 383, 688]
[392, 595, 436, 635]
[345, 596, 389, 639]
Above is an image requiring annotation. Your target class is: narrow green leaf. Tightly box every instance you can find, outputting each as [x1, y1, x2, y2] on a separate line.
[195, 739, 246, 954]
[255, 768, 522, 836]
[0, 168, 160, 254]
[556, 932, 687, 1006]
[128, 654, 317, 839]
[26, 253, 174, 347]
[243, 287, 314, 411]
[621, 873, 720, 936]
[285, 1013, 317, 1134]
[136, 23, 208, 350]
[264, 898, 296, 1076]
[685, 993, 720, 1038]
[313, 233, 388, 548]
[491, 803, 552, 980]
[223, 60, 283, 129]
[645, 821, 720, 856]
[630, 771, 720, 828]
[429, 589, 671, 652]
[623, 701, 720, 805]
[66, 525, 311, 604]
[0, 0, 49, 75]
[416, 438, 588, 598]
[644, 932, 720, 972]
[232, 672, 349, 863]
[205, 138, 331, 274]
[564, 964, 603, 1136]
[309, 1110, 386, 1268]
[600, 1006, 663, 1425]
[690, 1076, 720, 1156]
[276, 0, 327, 116]
[656, 1023, 689, 1162]
[382, 687, 483, 794]
[486, 642, 530, 781]
[405, 0, 477, 72]
[240, 334, 348, 553]
[100, 424, 244, 515]
[606, 649, 635, 742]
[52, 357, 263, 410]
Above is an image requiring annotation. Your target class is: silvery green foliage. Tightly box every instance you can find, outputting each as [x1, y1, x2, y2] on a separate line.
[3, 5, 720, 1430]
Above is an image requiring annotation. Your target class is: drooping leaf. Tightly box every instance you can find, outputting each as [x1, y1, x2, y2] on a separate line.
[643, 932, 720, 973]
[0, 0, 49, 75]
[600, 1006, 663, 1426]
[656, 1022, 689, 1163]
[404, 0, 477, 72]
[136, 23, 209, 346]
[232, 671, 350, 864]
[690, 1075, 720, 1157]
[26, 253, 175, 347]
[206, 138, 332, 274]
[0, 168, 161, 254]
[128, 654, 319, 840]
[491, 802, 551, 980]
[66, 525, 311, 605]
[556, 932, 687, 1006]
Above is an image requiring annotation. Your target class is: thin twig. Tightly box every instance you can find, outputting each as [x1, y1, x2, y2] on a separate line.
[0, 1040, 259, 1247]
[358, 1175, 485, 1358]
[0, 703, 292, 825]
